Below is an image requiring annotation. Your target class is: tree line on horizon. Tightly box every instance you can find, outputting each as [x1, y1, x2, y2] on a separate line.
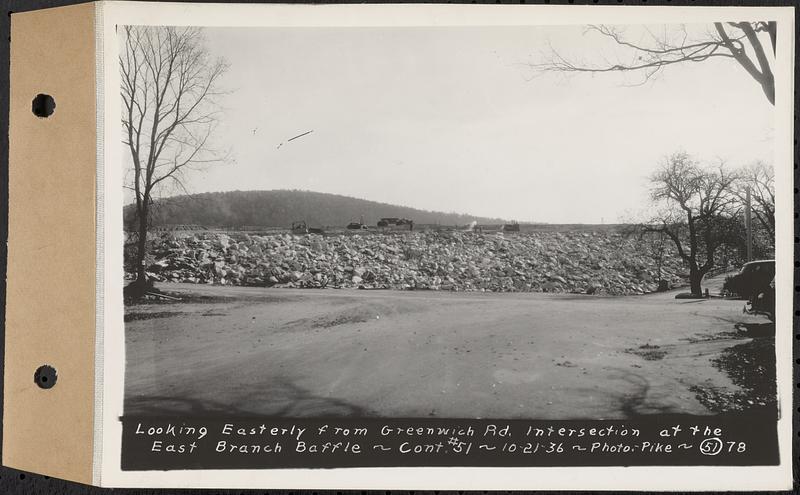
[123, 189, 509, 229]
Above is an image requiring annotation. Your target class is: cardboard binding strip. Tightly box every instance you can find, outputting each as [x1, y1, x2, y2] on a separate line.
[4, 2, 97, 484]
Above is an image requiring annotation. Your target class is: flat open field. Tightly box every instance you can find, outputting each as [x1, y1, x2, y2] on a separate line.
[124, 279, 774, 419]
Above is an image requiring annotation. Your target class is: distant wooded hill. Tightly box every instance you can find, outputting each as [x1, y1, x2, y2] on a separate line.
[124, 190, 509, 228]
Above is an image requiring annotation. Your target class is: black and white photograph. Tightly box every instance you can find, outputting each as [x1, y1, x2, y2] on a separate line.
[108, 4, 792, 487]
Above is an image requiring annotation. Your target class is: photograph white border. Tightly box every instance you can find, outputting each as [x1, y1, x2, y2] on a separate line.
[98, 1, 795, 489]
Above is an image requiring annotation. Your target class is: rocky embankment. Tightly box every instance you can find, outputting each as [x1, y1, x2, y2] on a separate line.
[135, 231, 688, 295]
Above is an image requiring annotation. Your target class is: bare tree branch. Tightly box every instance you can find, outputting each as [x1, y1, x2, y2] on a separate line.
[733, 162, 775, 239]
[120, 25, 229, 293]
[645, 152, 744, 295]
[532, 22, 776, 105]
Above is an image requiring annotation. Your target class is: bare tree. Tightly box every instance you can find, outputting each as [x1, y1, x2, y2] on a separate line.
[534, 22, 776, 105]
[644, 152, 741, 296]
[120, 26, 228, 295]
[736, 161, 775, 239]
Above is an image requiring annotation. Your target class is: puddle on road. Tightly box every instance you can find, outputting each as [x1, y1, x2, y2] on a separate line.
[283, 308, 374, 330]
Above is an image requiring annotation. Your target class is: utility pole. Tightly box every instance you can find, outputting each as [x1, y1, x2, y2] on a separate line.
[745, 186, 753, 262]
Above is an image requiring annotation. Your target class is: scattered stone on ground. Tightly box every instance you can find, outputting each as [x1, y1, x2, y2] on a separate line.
[131, 231, 689, 295]
[689, 334, 776, 415]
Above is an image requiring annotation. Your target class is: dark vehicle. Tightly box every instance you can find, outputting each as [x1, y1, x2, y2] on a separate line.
[729, 260, 775, 321]
[347, 222, 368, 230]
[291, 221, 308, 234]
[377, 217, 400, 227]
[749, 276, 775, 321]
[378, 217, 413, 230]
[291, 221, 324, 235]
[503, 222, 520, 232]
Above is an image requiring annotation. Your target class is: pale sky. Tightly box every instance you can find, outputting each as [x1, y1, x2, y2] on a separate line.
[150, 24, 775, 224]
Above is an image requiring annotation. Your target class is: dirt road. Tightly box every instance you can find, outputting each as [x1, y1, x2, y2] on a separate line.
[124, 281, 772, 419]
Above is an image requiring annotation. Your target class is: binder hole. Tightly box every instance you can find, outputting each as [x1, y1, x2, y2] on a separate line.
[34, 365, 57, 389]
[31, 94, 55, 118]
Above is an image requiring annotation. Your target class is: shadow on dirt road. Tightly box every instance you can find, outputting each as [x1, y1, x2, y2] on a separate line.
[123, 284, 778, 419]
[126, 377, 372, 418]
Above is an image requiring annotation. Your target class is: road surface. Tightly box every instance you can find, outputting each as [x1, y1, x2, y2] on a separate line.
[124, 280, 769, 419]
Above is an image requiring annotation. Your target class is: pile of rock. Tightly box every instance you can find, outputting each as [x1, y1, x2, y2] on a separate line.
[136, 231, 687, 295]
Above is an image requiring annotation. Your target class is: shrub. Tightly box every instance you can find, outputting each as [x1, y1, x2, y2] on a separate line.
[722, 268, 772, 299]
[721, 274, 745, 298]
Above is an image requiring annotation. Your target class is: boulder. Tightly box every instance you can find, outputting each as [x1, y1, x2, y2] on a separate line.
[133, 230, 689, 295]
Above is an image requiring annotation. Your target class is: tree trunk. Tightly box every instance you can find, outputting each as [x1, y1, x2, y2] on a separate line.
[760, 76, 775, 106]
[129, 201, 151, 296]
[689, 264, 703, 296]
[136, 216, 147, 281]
